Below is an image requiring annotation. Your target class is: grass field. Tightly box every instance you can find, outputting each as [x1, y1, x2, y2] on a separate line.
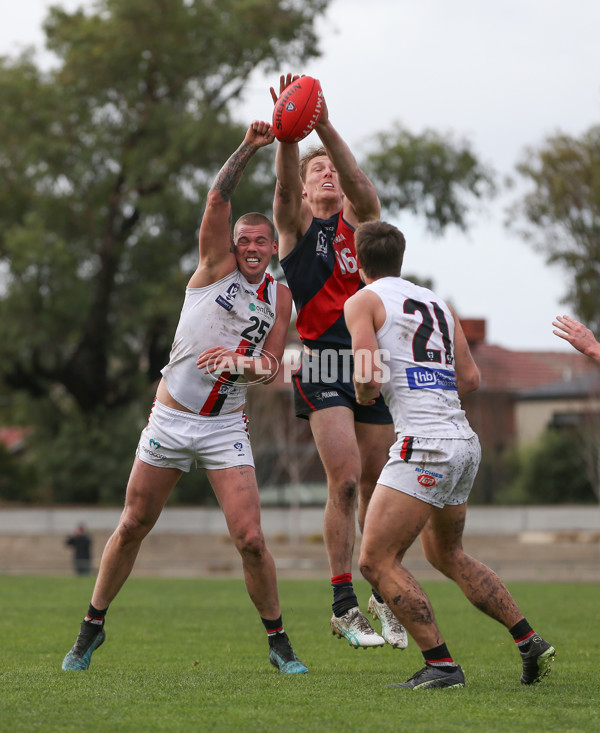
[1, 576, 597, 732]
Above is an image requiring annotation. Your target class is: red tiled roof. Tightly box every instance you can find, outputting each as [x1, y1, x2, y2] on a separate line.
[0, 427, 33, 452]
[470, 343, 597, 392]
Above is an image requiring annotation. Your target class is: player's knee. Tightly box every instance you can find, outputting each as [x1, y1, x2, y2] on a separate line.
[358, 547, 381, 586]
[359, 560, 379, 587]
[423, 544, 444, 571]
[329, 476, 358, 507]
[234, 526, 266, 559]
[425, 546, 459, 577]
[118, 514, 152, 544]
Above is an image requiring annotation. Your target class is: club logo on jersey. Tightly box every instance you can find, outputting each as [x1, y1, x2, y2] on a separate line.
[233, 442, 243, 451]
[216, 282, 240, 311]
[316, 231, 328, 259]
[141, 440, 165, 460]
[406, 366, 457, 391]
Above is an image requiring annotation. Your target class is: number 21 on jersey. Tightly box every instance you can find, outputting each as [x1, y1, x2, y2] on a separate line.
[404, 299, 454, 365]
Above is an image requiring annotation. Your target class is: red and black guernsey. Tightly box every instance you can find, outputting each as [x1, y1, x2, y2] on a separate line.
[280, 213, 362, 351]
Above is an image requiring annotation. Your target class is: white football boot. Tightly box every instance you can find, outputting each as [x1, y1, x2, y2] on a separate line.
[330, 606, 385, 648]
[368, 594, 409, 649]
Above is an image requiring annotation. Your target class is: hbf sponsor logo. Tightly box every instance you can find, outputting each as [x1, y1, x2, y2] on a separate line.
[406, 366, 457, 392]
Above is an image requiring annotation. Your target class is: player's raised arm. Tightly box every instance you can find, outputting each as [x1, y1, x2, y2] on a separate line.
[271, 74, 313, 259]
[189, 120, 275, 288]
[273, 141, 311, 258]
[314, 91, 380, 225]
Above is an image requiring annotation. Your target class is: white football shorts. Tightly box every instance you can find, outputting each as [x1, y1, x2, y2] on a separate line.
[377, 434, 481, 508]
[136, 400, 254, 472]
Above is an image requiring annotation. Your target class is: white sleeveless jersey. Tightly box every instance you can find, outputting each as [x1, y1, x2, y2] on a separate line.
[365, 276, 474, 439]
[161, 269, 278, 415]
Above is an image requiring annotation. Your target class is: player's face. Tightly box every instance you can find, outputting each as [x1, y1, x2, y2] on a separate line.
[234, 224, 277, 283]
[302, 155, 342, 207]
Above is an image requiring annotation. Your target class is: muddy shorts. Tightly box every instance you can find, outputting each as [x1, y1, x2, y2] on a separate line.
[378, 434, 481, 507]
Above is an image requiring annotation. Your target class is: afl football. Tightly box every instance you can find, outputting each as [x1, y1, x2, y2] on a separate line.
[272, 76, 323, 143]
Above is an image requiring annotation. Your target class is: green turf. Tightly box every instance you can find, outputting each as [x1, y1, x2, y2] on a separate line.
[1, 576, 597, 732]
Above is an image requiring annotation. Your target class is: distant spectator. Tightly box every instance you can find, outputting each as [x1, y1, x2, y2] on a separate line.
[65, 524, 92, 576]
[553, 315, 600, 364]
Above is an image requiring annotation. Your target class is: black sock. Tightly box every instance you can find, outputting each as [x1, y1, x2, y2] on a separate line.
[371, 588, 384, 604]
[261, 616, 287, 647]
[331, 573, 358, 617]
[84, 603, 108, 627]
[423, 642, 457, 672]
[509, 618, 535, 650]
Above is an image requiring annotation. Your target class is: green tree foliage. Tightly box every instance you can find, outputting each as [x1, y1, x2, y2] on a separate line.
[0, 443, 37, 502]
[500, 428, 596, 505]
[364, 124, 497, 234]
[512, 126, 600, 332]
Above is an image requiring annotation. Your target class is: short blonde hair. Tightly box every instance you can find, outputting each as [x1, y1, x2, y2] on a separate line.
[233, 212, 275, 241]
[299, 146, 328, 182]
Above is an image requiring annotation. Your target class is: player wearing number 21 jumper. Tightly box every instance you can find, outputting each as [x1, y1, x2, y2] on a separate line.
[271, 73, 407, 651]
[345, 219, 556, 689]
[61, 121, 307, 675]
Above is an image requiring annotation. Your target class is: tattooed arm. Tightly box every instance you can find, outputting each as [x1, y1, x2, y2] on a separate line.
[188, 121, 275, 288]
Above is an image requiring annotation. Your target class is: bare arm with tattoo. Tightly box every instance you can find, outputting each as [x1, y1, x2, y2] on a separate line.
[188, 120, 275, 288]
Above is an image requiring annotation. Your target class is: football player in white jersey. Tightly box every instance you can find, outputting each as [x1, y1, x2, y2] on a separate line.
[62, 121, 307, 675]
[344, 220, 556, 689]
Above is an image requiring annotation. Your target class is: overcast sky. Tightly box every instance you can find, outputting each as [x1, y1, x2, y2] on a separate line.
[2, 0, 600, 350]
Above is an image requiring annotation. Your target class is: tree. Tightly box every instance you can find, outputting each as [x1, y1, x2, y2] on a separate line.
[500, 427, 597, 505]
[511, 125, 600, 333]
[364, 123, 497, 235]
